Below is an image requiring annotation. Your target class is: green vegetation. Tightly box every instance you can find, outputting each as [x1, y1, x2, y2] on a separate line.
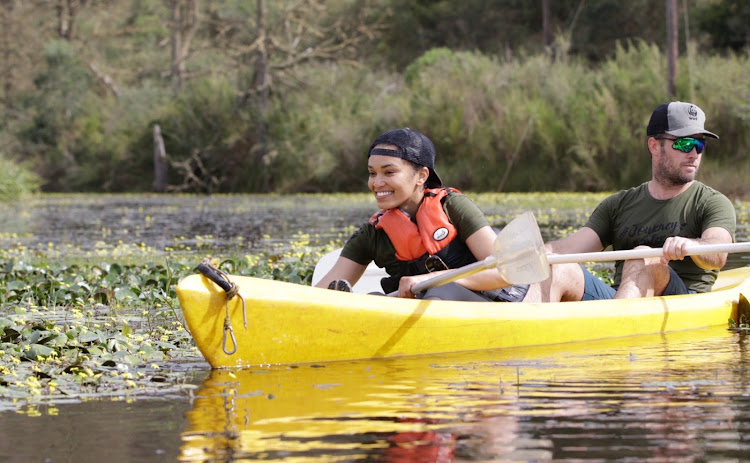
[0, 1, 749, 196]
[0, 153, 39, 200]
[0, 245, 330, 407]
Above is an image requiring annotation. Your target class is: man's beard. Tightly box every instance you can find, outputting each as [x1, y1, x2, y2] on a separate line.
[654, 146, 698, 187]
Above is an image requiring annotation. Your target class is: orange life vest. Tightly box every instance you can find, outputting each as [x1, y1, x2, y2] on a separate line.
[369, 188, 460, 261]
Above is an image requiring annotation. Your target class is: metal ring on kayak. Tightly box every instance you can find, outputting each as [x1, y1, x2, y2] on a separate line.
[222, 313, 238, 355]
[197, 258, 248, 355]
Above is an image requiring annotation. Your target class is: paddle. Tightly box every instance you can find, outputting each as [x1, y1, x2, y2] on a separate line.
[388, 211, 549, 295]
[394, 211, 750, 296]
[545, 243, 750, 265]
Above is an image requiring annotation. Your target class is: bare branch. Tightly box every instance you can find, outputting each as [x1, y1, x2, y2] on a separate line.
[86, 61, 121, 97]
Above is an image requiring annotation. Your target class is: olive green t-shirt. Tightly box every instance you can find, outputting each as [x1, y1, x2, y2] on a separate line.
[585, 181, 736, 292]
[341, 192, 489, 277]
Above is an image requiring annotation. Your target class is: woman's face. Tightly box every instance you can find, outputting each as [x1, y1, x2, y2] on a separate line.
[367, 144, 429, 214]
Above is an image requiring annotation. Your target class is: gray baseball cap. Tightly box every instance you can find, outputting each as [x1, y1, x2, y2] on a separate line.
[646, 101, 718, 139]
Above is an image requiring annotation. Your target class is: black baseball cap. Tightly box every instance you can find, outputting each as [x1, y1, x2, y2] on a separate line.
[368, 128, 443, 189]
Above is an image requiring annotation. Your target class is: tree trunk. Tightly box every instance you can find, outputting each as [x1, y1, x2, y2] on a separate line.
[666, 0, 678, 99]
[0, 0, 16, 125]
[168, 0, 199, 95]
[153, 124, 168, 193]
[542, 0, 551, 48]
[254, 0, 270, 191]
[56, 0, 84, 40]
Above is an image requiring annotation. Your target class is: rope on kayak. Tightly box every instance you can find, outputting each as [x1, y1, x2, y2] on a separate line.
[198, 258, 248, 356]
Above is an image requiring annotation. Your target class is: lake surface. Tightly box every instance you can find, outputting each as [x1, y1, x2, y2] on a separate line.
[1, 193, 750, 462]
[1, 328, 748, 461]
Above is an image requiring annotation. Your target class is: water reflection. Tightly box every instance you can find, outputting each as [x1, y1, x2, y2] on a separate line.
[180, 327, 750, 461]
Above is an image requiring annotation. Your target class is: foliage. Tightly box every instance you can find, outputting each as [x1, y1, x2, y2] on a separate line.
[0, 153, 40, 200]
[1, 1, 750, 196]
[695, 0, 750, 51]
[0, 245, 328, 404]
[568, 0, 670, 60]
[16, 39, 115, 192]
[267, 63, 407, 192]
[398, 44, 657, 192]
[124, 77, 253, 193]
[377, 0, 679, 67]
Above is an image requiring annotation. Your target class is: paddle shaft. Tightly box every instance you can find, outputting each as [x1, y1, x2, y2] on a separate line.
[401, 241, 749, 296]
[547, 242, 750, 264]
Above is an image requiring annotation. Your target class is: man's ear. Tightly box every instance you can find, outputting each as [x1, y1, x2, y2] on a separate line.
[647, 136, 661, 156]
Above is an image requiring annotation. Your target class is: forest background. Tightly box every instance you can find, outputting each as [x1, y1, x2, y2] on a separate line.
[1, 0, 750, 200]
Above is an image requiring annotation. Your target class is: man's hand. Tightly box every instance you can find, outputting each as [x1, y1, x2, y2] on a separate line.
[660, 236, 699, 264]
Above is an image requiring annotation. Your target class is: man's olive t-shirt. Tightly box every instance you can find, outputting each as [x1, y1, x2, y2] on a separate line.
[341, 192, 489, 277]
[585, 181, 736, 292]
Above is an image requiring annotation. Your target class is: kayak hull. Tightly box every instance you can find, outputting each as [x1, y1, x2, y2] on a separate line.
[176, 267, 750, 368]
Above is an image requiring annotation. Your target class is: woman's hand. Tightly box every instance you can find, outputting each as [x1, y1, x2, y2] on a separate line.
[397, 274, 434, 298]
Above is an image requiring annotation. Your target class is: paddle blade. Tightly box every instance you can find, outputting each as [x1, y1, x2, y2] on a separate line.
[493, 211, 550, 285]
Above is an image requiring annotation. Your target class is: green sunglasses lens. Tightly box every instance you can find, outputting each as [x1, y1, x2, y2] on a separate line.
[672, 137, 705, 154]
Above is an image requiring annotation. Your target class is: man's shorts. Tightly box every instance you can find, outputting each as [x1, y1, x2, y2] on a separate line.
[581, 265, 692, 301]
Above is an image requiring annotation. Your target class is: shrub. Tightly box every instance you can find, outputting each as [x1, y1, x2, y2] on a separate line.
[0, 153, 40, 200]
[267, 63, 407, 192]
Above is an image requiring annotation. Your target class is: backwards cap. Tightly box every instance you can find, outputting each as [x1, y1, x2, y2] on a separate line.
[368, 128, 443, 189]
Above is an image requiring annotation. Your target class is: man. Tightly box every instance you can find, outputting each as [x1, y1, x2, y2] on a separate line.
[526, 101, 736, 302]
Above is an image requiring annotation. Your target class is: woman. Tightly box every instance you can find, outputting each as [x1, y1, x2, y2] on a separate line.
[315, 128, 528, 302]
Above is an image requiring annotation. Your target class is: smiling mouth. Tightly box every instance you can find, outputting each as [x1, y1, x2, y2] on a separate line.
[375, 191, 393, 198]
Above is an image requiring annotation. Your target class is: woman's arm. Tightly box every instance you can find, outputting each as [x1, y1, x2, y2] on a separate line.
[314, 256, 367, 289]
[397, 225, 507, 296]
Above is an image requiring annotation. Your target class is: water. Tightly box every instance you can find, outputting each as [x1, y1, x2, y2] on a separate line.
[0, 194, 379, 258]
[1, 193, 750, 461]
[177, 328, 750, 462]
[3, 193, 749, 260]
[2, 328, 747, 462]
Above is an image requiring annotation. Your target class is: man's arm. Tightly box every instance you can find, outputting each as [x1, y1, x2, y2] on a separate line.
[661, 227, 733, 270]
[545, 227, 605, 255]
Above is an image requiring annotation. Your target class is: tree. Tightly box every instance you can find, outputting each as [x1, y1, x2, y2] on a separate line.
[542, 0, 552, 48]
[56, 0, 87, 40]
[667, 0, 678, 98]
[0, 0, 19, 124]
[166, 0, 199, 94]
[695, 0, 750, 51]
[200, 0, 387, 191]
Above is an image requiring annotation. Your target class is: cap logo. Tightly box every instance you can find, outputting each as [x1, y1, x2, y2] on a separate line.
[433, 227, 449, 241]
[688, 105, 698, 120]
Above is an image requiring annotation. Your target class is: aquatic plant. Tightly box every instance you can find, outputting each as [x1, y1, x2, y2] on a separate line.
[0, 244, 332, 407]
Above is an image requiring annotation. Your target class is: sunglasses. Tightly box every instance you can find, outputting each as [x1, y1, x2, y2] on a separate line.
[654, 136, 706, 154]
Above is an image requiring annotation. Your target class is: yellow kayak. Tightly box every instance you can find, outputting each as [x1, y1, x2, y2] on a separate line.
[176, 266, 750, 369]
